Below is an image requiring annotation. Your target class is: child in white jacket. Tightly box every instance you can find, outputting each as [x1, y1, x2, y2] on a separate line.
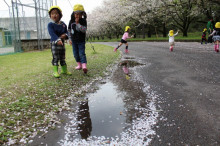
[168, 30, 178, 51]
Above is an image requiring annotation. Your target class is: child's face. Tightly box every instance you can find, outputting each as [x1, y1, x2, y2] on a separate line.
[74, 12, 82, 19]
[50, 9, 60, 22]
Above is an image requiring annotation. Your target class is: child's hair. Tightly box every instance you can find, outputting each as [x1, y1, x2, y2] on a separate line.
[69, 12, 87, 25]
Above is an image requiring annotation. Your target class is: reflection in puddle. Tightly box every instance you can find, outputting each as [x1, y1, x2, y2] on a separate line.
[88, 82, 126, 138]
[77, 100, 92, 139]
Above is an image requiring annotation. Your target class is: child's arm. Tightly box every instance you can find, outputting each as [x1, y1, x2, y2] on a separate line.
[48, 23, 62, 45]
[75, 18, 87, 33]
[60, 23, 69, 40]
[209, 30, 215, 36]
[174, 31, 179, 36]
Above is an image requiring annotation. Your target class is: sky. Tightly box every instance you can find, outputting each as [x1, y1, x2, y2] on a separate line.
[0, 0, 105, 24]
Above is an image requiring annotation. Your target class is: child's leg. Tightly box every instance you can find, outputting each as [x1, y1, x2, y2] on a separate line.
[114, 43, 122, 51]
[60, 47, 72, 75]
[51, 44, 60, 77]
[78, 42, 87, 73]
[169, 45, 173, 51]
[125, 43, 129, 53]
[72, 42, 82, 69]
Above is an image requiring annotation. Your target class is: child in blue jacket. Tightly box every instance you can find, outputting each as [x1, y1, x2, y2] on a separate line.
[48, 6, 72, 77]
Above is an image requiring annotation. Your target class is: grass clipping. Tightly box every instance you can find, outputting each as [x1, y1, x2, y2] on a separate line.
[0, 43, 119, 145]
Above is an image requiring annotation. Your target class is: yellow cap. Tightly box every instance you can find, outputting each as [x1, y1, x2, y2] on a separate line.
[169, 30, 174, 36]
[125, 26, 130, 32]
[203, 28, 207, 32]
[48, 6, 62, 14]
[215, 22, 220, 28]
[73, 4, 85, 12]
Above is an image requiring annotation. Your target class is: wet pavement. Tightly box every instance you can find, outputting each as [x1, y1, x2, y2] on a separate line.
[32, 42, 220, 145]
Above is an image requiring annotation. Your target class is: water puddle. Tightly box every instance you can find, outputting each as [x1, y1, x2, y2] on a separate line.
[32, 59, 159, 145]
[76, 82, 127, 139]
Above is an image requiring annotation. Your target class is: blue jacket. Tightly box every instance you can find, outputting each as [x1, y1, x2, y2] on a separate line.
[48, 21, 68, 43]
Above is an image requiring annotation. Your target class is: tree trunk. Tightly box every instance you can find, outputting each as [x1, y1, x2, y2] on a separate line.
[163, 22, 167, 37]
[142, 24, 145, 39]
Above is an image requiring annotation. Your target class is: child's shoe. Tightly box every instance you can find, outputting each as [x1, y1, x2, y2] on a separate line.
[75, 62, 82, 70]
[114, 48, 117, 52]
[169, 46, 173, 52]
[61, 65, 72, 75]
[53, 66, 60, 78]
[82, 63, 88, 74]
[125, 49, 129, 53]
[214, 45, 217, 52]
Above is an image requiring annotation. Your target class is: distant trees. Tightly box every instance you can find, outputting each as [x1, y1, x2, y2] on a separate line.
[87, 0, 220, 39]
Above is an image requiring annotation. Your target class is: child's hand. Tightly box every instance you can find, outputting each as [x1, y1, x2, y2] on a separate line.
[69, 40, 72, 45]
[57, 40, 63, 46]
[60, 34, 67, 40]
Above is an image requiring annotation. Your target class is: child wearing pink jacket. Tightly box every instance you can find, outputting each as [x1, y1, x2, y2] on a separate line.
[114, 26, 133, 53]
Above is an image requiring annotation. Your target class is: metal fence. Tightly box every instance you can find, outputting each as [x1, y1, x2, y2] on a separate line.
[0, 0, 56, 55]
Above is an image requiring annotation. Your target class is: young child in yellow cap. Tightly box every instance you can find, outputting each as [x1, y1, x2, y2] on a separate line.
[168, 30, 179, 51]
[68, 4, 88, 74]
[201, 28, 207, 44]
[209, 22, 220, 52]
[114, 26, 134, 53]
[48, 6, 72, 78]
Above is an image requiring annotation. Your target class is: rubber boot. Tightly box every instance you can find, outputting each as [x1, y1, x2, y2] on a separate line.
[114, 48, 117, 52]
[75, 62, 82, 70]
[214, 44, 217, 52]
[82, 63, 87, 74]
[217, 44, 219, 52]
[61, 65, 72, 75]
[169, 46, 173, 52]
[53, 66, 60, 78]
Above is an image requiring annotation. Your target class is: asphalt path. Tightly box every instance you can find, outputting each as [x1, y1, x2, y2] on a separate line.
[97, 42, 220, 145]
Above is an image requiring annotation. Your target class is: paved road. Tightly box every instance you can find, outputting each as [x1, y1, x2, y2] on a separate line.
[97, 42, 220, 145]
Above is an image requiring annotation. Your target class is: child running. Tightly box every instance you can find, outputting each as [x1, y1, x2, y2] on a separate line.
[201, 28, 207, 44]
[114, 26, 133, 53]
[47, 6, 72, 78]
[209, 22, 220, 52]
[168, 30, 179, 52]
[68, 4, 88, 74]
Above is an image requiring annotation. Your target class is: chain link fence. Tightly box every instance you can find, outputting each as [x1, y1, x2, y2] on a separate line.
[0, 0, 56, 55]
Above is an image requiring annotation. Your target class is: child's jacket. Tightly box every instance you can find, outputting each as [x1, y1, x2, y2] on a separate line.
[168, 32, 178, 43]
[48, 21, 68, 44]
[202, 32, 206, 39]
[68, 18, 87, 42]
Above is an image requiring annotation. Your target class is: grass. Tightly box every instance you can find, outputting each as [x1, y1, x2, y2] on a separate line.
[0, 43, 120, 145]
[90, 32, 202, 42]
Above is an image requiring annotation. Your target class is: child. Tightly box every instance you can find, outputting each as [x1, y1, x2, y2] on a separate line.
[209, 22, 220, 52]
[168, 30, 179, 51]
[48, 6, 72, 78]
[114, 26, 133, 53]
[68, 4, 88, 74]
[201, 28, 207, 44]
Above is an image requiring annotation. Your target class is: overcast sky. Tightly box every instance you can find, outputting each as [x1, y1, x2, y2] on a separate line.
[0, 0, 104, 24]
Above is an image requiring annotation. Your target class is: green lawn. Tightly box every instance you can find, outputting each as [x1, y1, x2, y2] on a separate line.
[0, 43, 119, 144]
[90, 32, 202, 42]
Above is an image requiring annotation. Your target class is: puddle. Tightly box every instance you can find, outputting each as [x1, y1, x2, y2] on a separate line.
[32, 59, 159, 145]
[120, 60, 145, 67]
[124, 56, 135, 60]
[57, 59, 159, 145]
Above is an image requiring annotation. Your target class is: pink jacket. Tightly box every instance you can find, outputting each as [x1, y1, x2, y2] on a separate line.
[122, 32, 130, 41]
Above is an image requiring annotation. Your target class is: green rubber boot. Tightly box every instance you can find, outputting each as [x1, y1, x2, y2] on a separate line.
[61, 65, 72, 75]
[53, 66, 60, 78]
